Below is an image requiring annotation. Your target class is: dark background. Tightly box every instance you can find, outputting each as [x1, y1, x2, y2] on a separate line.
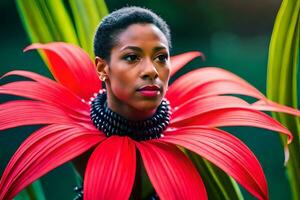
[0, 0, 291, 199]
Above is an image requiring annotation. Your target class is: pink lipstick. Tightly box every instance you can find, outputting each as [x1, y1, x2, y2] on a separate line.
[137, 85, 161, 97]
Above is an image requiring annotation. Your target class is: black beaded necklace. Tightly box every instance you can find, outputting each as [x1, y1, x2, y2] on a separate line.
[90, 90, 171, 141]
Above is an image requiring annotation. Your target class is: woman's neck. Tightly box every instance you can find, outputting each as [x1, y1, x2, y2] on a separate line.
[106, 91, 156, 121]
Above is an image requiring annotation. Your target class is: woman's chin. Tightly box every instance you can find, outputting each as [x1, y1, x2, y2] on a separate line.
[135, 99, 162, 112]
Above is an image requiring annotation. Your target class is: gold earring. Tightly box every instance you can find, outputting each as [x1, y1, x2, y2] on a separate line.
[99, 74, 107, 82]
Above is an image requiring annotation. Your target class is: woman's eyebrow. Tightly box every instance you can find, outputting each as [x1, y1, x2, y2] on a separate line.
[152, 46, 167, 53]
[120, 46, 142, 52]
[119, 46, 168, 53]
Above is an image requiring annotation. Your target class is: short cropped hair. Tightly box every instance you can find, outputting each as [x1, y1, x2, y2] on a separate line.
[93, 6, 171, 60]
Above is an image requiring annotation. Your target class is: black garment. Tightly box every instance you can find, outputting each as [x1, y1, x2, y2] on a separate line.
[73, 185, 160, 200]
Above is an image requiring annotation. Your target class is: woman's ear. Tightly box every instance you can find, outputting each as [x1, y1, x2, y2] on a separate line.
[95, 56, 108, 81]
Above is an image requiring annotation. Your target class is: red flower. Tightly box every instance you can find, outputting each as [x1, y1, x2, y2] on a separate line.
[0, 42, 299, 200]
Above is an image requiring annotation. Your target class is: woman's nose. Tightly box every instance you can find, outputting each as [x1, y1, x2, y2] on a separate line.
[140, 59, 159, 80]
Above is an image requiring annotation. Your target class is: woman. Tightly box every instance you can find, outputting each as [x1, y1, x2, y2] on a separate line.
[0, 6, 299, 200]
[74, 6, 173, 199]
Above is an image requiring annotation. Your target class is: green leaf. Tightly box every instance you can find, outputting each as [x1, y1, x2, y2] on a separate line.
[43, 0, 79, 44]
[187, 150, 243, 200]
[16, 0, 108, 58]
[14, 180, 46, 200]
[130, 153, 155, 199]
[16, 0, 79, 44]
[267, 0, 300, 199]
[16, 0, 55, 43]
[68, 0, 108, 57]
[14, 1, 109, 198]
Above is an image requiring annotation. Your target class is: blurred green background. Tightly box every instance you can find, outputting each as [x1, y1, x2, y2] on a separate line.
[0, 0, 291, 199]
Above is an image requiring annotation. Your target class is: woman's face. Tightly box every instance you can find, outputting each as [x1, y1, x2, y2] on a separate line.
[97, 23, 170, 120]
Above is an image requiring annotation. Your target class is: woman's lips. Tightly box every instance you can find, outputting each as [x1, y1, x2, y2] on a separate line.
[137, 85, 161, 97]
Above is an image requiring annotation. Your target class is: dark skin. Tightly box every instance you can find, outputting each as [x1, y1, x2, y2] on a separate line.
[96, 23, 170, 120]
[73, 23, 171, 178]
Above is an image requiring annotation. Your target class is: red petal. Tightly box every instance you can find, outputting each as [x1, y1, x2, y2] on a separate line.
[252, 100, 300, 116]
[167, 67, 265, 107]
[170, 51, 204, 77]
[0, 124, 104, 200]
[1, 70, 91, 123]
[0, 100, 77, 130]
[172, 107, 292, 144]
[136, 140, 207, 200]
[162, 126, 269, 200]
[187, 80, 265, 101]
[0, 81, 89, 117]
[24, 42, 101, 100]
[170, 95, 249, 121]
[84, 136, 136, 200]
[1, 70, 89, 110]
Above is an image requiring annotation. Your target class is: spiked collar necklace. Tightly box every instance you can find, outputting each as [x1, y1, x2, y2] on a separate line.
[90, 90, 171, 141]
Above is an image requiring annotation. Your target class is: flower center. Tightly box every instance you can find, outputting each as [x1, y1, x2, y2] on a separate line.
[90, 90, 171, 141]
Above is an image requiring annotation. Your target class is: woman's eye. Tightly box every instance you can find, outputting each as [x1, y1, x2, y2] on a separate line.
[156, 54, 169, 63]
[123, 54, 139, 62]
